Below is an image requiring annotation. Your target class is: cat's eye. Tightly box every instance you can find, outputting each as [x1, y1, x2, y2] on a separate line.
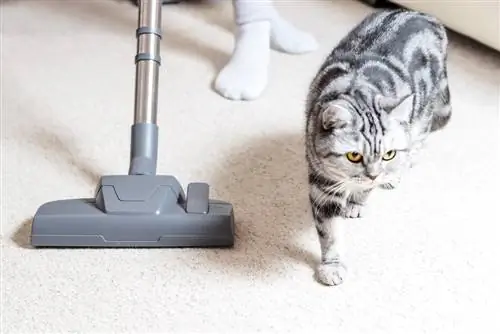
[382, 150, 396, 161]
[346, 152, 363, 163]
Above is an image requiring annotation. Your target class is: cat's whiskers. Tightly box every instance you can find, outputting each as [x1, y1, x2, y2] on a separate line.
[310, 179, 350, 207]
[324, 180, 351, 204]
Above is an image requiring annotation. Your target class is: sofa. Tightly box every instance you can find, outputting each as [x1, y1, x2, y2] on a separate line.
[364, 0, 500, 52]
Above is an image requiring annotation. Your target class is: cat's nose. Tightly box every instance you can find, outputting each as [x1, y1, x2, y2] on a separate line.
[365, 173, 379, 180]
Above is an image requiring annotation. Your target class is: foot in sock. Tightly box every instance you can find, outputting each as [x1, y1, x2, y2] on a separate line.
[214, 21, 270, 101]
[270, 14, 318, 54]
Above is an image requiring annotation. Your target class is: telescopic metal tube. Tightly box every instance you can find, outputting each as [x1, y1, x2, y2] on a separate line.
[129, 0, 162, 176]
[134, 0, 162, 124]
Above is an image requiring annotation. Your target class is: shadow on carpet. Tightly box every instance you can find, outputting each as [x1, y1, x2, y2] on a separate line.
[11, 218, 33, 249]
[196, 131, 319, 279]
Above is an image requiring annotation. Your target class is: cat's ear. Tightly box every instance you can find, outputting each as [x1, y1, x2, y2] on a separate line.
[319, 100, 353, 130]
[377, 94, 414, 123]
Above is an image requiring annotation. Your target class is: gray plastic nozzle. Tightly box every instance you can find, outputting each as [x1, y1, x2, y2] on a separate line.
[129, 123, 158, 175]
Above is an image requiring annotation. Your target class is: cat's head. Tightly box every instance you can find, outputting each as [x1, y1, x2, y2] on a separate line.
[312, 93, 414, 191]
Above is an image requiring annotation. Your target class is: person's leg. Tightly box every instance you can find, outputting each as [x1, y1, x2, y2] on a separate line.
[214, 0, 272, 101]
[214, 0, 318, 101]
[268, 5, 318, 54]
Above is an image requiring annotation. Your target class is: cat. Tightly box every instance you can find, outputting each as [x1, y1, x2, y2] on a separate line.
[304, 9, 452, 286]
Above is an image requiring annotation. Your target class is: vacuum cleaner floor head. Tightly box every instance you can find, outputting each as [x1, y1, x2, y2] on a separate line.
[31, 175, 235, 247]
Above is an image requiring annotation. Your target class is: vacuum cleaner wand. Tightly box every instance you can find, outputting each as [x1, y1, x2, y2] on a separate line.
[29, 0, 235, 248]
[130, 0, 161, 176]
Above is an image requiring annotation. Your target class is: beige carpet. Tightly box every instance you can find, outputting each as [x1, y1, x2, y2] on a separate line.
[2, 0, 500, 333]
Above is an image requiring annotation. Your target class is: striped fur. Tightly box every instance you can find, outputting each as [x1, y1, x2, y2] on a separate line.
[304, 9, 452, 286]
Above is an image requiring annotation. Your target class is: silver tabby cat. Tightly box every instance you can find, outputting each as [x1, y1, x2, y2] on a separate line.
[304, 9, 452, 286]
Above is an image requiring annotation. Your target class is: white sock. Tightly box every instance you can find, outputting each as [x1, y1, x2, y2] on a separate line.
[214, 21, 271, 101]
[270, 13, 318, 54]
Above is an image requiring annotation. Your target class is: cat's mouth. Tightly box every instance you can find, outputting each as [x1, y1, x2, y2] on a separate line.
[321, 164, 381, 191]
[349, 176, 381, 190]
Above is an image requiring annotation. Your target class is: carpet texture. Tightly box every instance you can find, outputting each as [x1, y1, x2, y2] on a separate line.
[2, 0, 499, 333]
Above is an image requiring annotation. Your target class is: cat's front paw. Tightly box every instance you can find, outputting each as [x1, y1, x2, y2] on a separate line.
[316, 261, 347, 286]
[341, 203, 365, 218]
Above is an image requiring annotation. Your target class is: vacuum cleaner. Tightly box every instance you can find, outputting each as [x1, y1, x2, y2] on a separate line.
[30, 0, 235, 248]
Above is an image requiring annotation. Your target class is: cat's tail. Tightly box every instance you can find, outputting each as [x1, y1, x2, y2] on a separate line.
[430, 71, 452, 132]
